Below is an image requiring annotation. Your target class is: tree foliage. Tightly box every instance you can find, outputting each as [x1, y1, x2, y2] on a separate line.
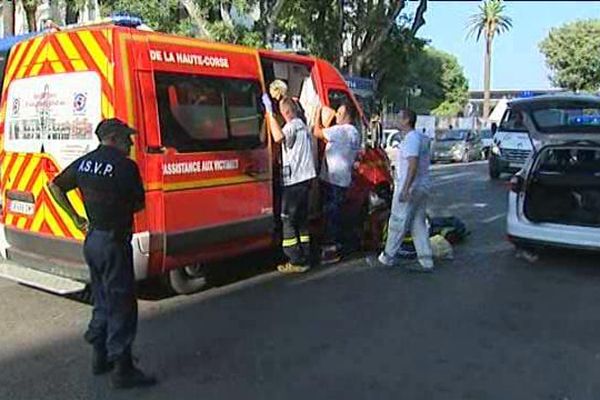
[539, 19, 600, 92]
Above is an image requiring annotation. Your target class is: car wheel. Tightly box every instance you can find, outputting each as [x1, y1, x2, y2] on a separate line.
[168, 263, 208, 295]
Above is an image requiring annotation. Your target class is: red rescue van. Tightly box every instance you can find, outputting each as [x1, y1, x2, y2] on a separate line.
[0, 18, 391, 295]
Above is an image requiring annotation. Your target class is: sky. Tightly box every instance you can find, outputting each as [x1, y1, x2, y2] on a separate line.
[411, 1, 600, 91]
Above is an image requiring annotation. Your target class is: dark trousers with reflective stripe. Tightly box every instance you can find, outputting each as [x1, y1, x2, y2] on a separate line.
[83, 229, 137, 362]
[281, 179, 312, 266]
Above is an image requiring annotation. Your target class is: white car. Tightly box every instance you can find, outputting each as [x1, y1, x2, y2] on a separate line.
[506, 93, 600, 251]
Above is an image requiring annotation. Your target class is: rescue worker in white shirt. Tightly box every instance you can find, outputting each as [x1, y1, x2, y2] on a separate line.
[366, 109, 435, 272]
[262, 94, 317, 273]
[313, 102, 362, 264]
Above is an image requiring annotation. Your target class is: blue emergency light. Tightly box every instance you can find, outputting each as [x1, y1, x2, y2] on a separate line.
[110, 12, 143, 28]
[568, 115, 600, 125]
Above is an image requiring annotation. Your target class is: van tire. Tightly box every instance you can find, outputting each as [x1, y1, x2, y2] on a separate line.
[489, 156, 500, 179]
[168, 265, 207, 295]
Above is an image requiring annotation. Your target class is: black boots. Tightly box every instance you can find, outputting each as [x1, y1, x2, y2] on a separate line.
[92, 346, 114, 375]
[110, 353, 157, 389]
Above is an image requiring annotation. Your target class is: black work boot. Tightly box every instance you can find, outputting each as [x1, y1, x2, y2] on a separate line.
[110, 354, 157, 389]
[92, 346, 114, 375]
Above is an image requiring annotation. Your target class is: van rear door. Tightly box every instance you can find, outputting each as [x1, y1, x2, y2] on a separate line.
[141, 41, 273, 265]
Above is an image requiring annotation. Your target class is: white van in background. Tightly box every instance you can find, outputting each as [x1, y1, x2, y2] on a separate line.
[488, 103, 535, 179]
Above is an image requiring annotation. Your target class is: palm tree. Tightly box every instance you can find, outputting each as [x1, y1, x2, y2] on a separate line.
[467, 0, 512, 120]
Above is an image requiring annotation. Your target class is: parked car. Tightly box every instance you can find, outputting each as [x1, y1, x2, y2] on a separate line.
[431, 129, 484, 163]
[489, 106, 534, 179]
[506, 93, 600, 252]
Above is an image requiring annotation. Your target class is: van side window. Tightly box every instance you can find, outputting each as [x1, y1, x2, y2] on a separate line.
[155, 73, 264, 152]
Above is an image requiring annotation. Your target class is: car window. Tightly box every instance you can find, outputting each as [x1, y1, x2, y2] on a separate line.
[531, 105, 600, 133]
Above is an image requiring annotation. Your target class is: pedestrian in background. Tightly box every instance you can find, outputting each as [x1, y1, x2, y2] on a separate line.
[263, 95, 316, 273]
[48, 119, 156, 389]
[313, 102, 362, 264]
[367, 109, 435, 272]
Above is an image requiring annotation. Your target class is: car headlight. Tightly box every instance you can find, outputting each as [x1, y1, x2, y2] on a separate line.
[491, 144, 501, 155]
[451, 144, 465, 154]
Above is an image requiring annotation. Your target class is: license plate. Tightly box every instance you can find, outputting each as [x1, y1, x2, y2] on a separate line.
[509, 163, 523, 169]
[8, 200, 35, 216]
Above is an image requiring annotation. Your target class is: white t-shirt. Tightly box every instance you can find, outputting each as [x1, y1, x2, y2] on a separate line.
[319, 124, 361, 188]
[395, 130, 431, 192]
[281, 118, 316, 186]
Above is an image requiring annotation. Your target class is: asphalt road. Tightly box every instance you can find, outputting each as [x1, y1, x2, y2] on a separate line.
[2, 161, 600, 400]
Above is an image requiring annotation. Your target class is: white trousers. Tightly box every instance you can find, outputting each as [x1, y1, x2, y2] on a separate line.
[379, 187, 434, 269]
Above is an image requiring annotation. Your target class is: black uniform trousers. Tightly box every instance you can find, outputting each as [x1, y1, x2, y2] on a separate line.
[281, 179, 312, 266]
[83, 229, 137, 362]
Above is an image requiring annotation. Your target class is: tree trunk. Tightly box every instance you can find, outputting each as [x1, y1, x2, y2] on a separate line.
[3, 0, 15, 36]
[65, 0, 79, 25]
[23, 1, 37, 33]
[264, 0, 286, 47]
[483, 36, 492, 120]
[179, 0, 212, 38]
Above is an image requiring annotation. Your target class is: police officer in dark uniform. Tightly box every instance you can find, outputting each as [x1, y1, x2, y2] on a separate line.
[48, 118, 156, 389]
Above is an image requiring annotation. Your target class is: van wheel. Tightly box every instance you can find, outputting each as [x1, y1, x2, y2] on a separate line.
[489, 157, 500, 179]
[168, 264, 208, 295]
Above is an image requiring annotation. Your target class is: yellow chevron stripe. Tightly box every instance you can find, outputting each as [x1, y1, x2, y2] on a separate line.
[66, 190, 85, 215]
[3, 41, 28, 89]
[47, 43, 60, 61]
[15, 157, 40, 191]
[5, 213, 14, 226]
[15, 37, 43, 79]
[119, 38, 134, 126]
[2, 152, 14, 173]
[29, 63, 43, 77]
[101, 92, 115, 119]
[16, 215, 28, 229]
[77, 31, 113, 89]
[44, 201, 66, 237]
[30, 206, 45, 231]
[102, 29, 112, 43]
[45, 183, 83, 239]
[50, 61, 67, 74]
[55, 34, 88, 72]
[6, 155, 25, 190]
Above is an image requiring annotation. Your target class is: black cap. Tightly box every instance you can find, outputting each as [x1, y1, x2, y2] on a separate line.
[95, 118, 136, 140]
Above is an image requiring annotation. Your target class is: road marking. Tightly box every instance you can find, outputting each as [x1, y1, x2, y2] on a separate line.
[473, 203, 488, 208]
[430, 160, 487, 170]
[436, 171, 474, 181]
[482, 213, 506, 223]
